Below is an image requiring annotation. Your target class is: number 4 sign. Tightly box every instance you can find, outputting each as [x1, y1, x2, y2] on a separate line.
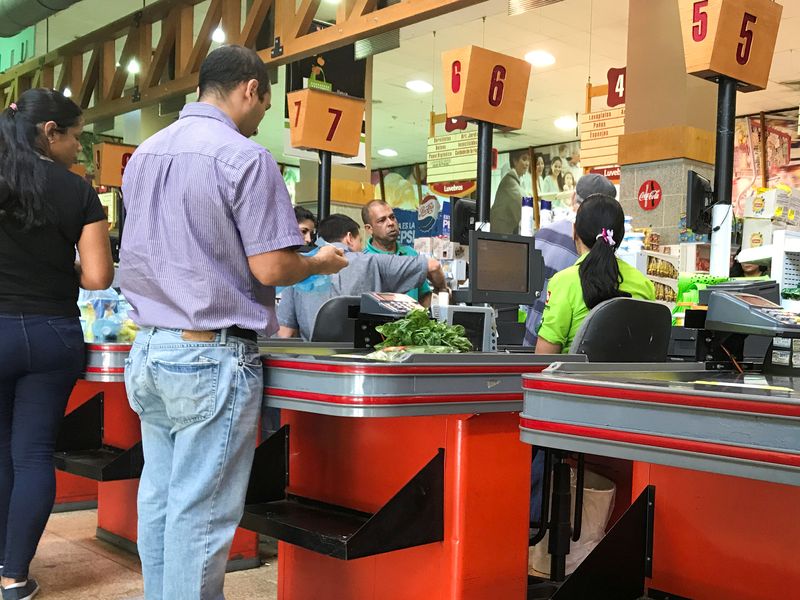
[442, 45, 532, 130]
[679, 0, 782, 92]
[287, 88, 365, 156]
[606, 67, 626, 107]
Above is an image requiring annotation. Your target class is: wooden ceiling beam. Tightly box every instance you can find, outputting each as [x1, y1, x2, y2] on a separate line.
[239, 0, 272, 47]
[261, 0, 486, 66]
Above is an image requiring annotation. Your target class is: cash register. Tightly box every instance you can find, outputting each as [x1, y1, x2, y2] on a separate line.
[702, 290, 800, 374]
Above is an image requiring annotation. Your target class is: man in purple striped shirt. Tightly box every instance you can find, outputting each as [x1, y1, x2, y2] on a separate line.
[119, 46, 346, 600]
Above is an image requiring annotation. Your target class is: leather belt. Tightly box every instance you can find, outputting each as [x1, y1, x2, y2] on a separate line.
[180, 326, 258, 343]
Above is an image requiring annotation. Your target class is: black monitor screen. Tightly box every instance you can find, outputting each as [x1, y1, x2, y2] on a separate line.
[451, 311, 486, 350]
[474, 238, 529, 293]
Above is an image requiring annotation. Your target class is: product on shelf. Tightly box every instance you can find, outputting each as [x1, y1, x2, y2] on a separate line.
[647, 256, 679, 279]
[653, 282, 677, 302]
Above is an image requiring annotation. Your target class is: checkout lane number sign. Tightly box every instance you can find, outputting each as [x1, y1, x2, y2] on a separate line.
[638, 180, 662, 211]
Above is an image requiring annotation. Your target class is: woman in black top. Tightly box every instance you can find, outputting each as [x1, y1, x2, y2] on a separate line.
[0, 89, 113, 600]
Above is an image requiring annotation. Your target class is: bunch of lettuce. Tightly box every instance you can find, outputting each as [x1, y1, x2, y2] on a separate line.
[374, 309, 472, 352]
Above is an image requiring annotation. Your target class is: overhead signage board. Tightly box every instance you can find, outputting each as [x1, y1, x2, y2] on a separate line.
[442, 45, 531, 130]
[288, 88, 365, 157]
[580, 107, 625, 168]
[678, 0, 782, 91]
[426, 130, 478, 184]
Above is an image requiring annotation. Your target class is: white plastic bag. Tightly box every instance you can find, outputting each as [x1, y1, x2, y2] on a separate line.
[529, 468, 616, 577]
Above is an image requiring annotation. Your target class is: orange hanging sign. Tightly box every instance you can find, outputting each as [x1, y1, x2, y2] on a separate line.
[679, 0, 782, 92]
[287, 88, 365, 156]
[441, 45, 531, 130]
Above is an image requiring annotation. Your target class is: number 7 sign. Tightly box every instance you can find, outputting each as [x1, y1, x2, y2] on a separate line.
[287, 88, 365, 156]
[679, 0, 782, 92]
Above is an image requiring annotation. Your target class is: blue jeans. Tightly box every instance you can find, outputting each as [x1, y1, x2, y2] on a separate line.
[124, 328, 262, 600]
[0, 313, 84, 580]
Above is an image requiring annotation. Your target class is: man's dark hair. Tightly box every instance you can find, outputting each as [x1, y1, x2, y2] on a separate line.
[199, 45, 271, 100]
[294, 205, 316, 226]
[361, 199, 389, 226]
[509, 149, 529, 166]
[318, 214, 360, 243]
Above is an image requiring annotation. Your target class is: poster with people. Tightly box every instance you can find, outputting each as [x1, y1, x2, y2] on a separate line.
[533, 140, 582, 222]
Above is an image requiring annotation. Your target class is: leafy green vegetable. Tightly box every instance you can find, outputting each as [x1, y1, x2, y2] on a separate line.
[374, 309, 473, 352]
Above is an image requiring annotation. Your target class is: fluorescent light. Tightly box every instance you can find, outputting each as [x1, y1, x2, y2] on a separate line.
[554, 115, 577, 130]
[378, 148, 398, 157]
[126, 58, 140, 75]
[62, 87, 72, 98]
[524, 50, 556, 67]
[212, 26, 226, 44]
[324, 0, 341, 4]
[405, 80, 433, 93]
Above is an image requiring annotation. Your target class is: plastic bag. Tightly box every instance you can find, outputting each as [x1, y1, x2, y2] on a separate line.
[363, 346, 463, 362]
[528, 468, 616, 577]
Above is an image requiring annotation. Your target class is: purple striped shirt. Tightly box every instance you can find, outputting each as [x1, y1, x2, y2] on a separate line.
[119, 102, 304, 336]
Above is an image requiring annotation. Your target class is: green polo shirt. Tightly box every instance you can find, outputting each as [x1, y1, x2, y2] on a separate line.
[364, 238, 431, 301]
[538, 254, 656, 353]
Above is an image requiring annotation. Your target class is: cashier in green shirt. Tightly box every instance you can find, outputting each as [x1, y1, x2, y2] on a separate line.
[536, 195, 655, 354]
[361, 199, 432, 306]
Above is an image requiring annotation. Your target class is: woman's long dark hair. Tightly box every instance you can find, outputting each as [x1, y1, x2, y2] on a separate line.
[575, 194, 626, 309]
[0, 88, 82, 229]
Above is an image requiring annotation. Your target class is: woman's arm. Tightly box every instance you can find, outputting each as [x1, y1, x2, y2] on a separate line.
[76, 220, 114, 290]
[535, 337, 562, 355]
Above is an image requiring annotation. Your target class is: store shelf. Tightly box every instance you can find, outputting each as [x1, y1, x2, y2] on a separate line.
[642, 250, 681, 267]
[647, 276, 679, 290]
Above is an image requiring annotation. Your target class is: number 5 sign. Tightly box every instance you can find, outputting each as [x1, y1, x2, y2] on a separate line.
[441, 45, 531, 130]
[287, 88, 365, 156]
[679, 0, 782, 92]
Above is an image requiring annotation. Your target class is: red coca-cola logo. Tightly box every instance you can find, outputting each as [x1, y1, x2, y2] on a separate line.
[638, 180, 662, 211]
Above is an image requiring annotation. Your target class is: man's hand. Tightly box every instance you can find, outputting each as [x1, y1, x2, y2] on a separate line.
[426, 258, 447, 292]
[311, 245, 348, 275]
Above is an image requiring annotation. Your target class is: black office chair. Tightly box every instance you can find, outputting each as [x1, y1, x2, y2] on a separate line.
[569, 297, 672, 362]
[310, 296, 360, 343]
[531, 297, 672, 587]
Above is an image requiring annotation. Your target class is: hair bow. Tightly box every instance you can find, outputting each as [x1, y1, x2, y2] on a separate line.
[595, 228, 615, 245]
[8, 103, 17, 112]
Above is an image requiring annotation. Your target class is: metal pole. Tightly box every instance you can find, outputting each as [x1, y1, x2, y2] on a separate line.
[709, 76, 737, 277]
[713, 76, 737, 206]
[476, 120, 493, 225]
[317, 150, 332, 221]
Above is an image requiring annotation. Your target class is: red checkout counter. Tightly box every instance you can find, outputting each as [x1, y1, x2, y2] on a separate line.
[520, 292, 800, 600]
[54, 342, 259, 570]
[242, 352, 585, 600]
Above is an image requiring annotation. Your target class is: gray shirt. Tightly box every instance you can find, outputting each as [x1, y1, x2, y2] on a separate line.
[277, 243, 428, 340]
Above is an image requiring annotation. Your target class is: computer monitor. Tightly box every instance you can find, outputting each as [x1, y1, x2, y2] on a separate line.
[687, 170, 714, 234]
[450, 198, 477, 245]
[467, 230, 543, 305]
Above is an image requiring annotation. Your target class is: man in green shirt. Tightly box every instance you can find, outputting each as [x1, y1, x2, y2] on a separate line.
[490, 149, 530, 234]
[361, 199, 432, 306]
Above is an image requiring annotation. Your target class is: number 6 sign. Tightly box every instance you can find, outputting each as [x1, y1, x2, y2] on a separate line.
[441, 46, 531, 130]
[679, 0, 782, 92]
[287, 88, 365, 156]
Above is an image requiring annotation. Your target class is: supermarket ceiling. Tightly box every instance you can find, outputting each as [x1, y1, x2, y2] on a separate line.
[29, 0, 800, 168]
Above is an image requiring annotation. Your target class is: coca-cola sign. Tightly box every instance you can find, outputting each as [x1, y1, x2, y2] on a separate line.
[638, 180, 662, 211]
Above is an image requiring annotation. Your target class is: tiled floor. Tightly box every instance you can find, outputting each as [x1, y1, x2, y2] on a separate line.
[23, 510, 278, 600]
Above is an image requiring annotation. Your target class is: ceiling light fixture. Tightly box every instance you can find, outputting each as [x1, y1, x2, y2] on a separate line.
[524, 50, 556, 67]
[323, 0, 342, 4]
[405, 79, 433, 93]
[126, 58, 141, 75]
[554, 115, 578, 130]
[62, 87, 72, 98]
[378, 148, 398, 157]
[212, 26, 226, 44]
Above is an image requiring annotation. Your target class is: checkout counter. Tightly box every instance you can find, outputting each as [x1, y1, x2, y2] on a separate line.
[53, 342, 260, 571]
[521, 290, 800, 599]
[238, 232, 580, 599]
[247, 351, 585, 600]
